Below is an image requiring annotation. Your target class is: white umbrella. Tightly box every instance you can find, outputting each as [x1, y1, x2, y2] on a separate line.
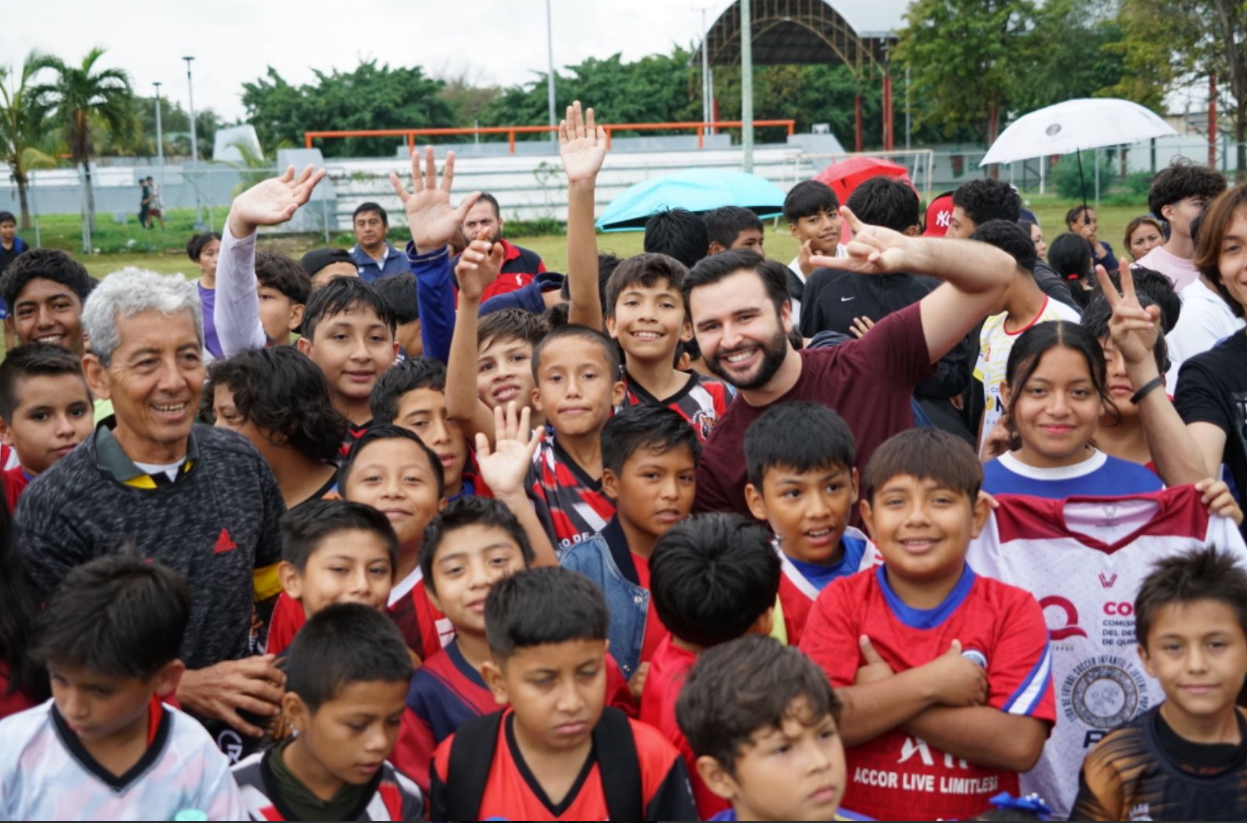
[980, 98, 1176, 166]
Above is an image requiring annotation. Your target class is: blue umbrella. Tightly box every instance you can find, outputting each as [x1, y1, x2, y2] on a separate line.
[595, 169, 786, 232]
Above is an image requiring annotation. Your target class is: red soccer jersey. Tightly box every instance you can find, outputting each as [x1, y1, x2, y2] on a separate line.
[430, 709, 694, 821]
[800, 565, 1056, 821]
[0, 665, 36, 722]
[392, 639, 637, 791]
[639, 635, 730, 819]
[2, 465, 32, 513]
[630, 551, 668, 664]
[265, 573, 448, 661]
[775, 527, 872, 647]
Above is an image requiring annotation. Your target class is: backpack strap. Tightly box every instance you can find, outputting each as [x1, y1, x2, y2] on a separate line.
[593, 706, 643, 822]
[445, 710, 503, 821]
[448, 708, 641, 821]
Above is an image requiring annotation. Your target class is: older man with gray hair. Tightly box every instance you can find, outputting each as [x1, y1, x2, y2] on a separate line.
[16, 268, 287, 757]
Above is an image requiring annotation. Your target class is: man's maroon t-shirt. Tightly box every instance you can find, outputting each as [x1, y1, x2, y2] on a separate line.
[694, 302, 932, 517]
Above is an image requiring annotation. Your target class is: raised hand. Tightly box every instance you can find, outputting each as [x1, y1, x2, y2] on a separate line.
[810, 206, 910, 275]
[1094, 264, 1160, 369]
[474, 402, 542, 500]
[389, 146, 481, 252]
[228, 165, 326, 237]
[559, 100, 608, 186]
[455, 232, 505, 303]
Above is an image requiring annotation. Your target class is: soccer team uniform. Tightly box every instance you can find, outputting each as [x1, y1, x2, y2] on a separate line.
[526, 437, 616, 553]
[639, 634, 730, 819]
[974, 297, 1081, 453]
[393, 640, 498, 792]
[619, 370, 736, 443]
[1070, 706, 1247, 821]
[393, 639, 637, 791]
[429, 708, 697, 821]
[966, 485, 1247, 816]
[0, 698, 245, 821]
[800, 565, 1056, 821]
[232, 746, 423, 821]
[264, 569, 451, 661]
[775, 527, 871, 646]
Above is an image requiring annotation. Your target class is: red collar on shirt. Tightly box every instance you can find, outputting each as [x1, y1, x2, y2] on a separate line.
[146, 695, 164, 746]
[499, 238, 522, 263]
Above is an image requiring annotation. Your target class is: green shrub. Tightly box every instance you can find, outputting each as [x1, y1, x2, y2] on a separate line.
[1054, 151, 1118, 201]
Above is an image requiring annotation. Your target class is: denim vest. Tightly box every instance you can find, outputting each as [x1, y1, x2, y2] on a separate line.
[559, 518, 649, 679]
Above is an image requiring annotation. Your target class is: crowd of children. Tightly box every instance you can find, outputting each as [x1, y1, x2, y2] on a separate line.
[1, 100, 1247, 822]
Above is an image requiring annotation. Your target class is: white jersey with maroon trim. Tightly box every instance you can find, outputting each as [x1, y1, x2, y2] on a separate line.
[965, 485, 1247, 818]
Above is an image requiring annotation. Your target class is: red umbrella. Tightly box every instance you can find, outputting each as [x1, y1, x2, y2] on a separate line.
[814, 157, 912, 202]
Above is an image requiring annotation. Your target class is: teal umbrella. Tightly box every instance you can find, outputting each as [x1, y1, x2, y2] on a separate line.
[595, 168, 786, 232]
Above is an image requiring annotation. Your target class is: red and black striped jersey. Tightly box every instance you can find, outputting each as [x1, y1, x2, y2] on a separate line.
[619, 370, 735, 443]
[526, 438, 615, 553]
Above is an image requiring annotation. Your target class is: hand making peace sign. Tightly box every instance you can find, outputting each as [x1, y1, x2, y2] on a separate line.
[809, 206, 911, 275]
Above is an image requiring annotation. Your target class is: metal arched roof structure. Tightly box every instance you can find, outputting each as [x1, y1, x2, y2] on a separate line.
[701, 0, 907, 76]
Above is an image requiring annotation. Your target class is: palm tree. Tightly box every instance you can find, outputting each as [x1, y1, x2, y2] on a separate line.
[29, 47, 135, 233]
[0, 54, 57, 230]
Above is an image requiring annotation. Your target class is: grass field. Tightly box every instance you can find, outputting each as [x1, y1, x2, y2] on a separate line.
[23, 195, 1149, 279]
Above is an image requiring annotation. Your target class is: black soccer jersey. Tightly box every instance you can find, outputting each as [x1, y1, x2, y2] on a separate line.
[1071, 705, 1247, 821]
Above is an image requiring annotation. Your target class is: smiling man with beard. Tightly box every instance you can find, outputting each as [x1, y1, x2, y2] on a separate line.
[14, 268, 289, 761]
[686, 208, 1015, 518]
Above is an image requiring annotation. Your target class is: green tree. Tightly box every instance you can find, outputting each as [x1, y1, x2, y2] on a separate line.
[896, 0, 1036, 149]
[29, 47, 135, 232]
[242, 61, 454, 157]
[479, 49, 702, 135]
[1108, 0, 1247, 178]
[123, 96, 221, 159]
[431, 65, 501, 126]
[713, 63, 903, 146]
[1010, 0, 1127, 114]
[0, 53, 59, 229]
[480, 47, 930, 150]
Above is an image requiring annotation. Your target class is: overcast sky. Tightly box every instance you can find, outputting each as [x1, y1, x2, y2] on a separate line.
[4, 1, 739, 121]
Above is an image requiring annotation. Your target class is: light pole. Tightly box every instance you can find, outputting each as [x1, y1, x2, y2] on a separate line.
[183, 56, 201, 227]
[702, 8, 711, 138]
[545, 0, 557, 144]
[740, 0, 754, 172]
[153, 82, 164, 192]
